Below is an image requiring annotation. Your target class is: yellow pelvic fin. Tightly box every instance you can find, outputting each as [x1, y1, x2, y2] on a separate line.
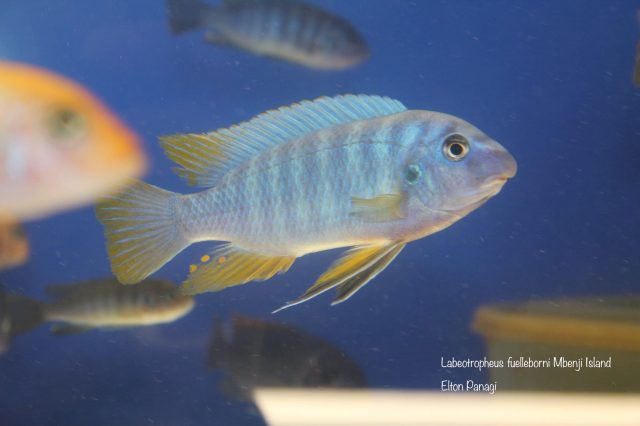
[273, 242, 403, 313]
[181, 244, 296, 295]
[331, 243, 405, 305]
[350, 193, 407, 222]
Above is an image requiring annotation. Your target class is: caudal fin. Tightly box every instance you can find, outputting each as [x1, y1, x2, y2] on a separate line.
[0, 288, 45, 353]
[95, 181, 189, 285]
[167, 0, 208, 33]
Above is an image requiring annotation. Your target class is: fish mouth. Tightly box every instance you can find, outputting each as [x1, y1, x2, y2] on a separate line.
[432, 177, 511, 214]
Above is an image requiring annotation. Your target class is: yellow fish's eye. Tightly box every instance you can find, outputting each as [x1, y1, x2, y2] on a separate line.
[443, 134, 470, 161]
[46, 107, 88, 144]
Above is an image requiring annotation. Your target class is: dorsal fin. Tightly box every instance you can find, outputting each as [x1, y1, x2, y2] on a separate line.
[159, 95, 407, 187]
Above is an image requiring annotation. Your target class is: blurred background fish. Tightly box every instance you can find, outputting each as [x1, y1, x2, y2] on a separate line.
[96, 95, 516, 310]
[0, 278, 194, 353]
[473, 295, 640, 392]
[167, 0, 369, 70]
[208, 315, 366, 400]
[0, 61, 147, 221]
[0, 217, 29, 271]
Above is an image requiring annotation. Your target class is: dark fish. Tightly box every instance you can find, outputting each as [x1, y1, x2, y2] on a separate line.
[167, 0, 369, 69]
[0, 279, 194, 353]
[208, 315, 366, 400]
[0, 218, 29, 271]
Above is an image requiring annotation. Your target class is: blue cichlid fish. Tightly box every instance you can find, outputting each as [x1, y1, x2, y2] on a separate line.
[167, 0, 369, 70]
[96, 95, 517, 310]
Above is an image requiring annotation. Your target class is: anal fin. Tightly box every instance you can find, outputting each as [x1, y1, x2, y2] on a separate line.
[181, 244, 296, 295]
[350, 193, 407, 222]
[274, 242, 403, 312]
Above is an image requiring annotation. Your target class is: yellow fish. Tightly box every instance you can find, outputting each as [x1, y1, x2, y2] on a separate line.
[0, 61, 146, 221]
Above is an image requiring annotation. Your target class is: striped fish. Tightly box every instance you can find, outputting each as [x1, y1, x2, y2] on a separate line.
[0, 279, 194, 344]
[96, 95, 517, 310]
[167, 0, 369, 70]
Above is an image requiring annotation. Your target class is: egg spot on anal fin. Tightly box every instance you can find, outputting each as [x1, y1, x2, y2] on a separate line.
[181, 244, 296, 295]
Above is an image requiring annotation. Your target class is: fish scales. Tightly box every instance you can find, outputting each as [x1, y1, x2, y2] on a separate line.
[181, 117, 407, 255]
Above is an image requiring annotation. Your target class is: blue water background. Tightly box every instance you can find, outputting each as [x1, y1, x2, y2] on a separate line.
[1, 1, 639, 425]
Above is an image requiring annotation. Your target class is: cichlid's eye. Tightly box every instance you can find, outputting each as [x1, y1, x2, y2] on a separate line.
[404, 164, 422, 185]
[46, 107, 87, 145]
[443, 134, 470, 161]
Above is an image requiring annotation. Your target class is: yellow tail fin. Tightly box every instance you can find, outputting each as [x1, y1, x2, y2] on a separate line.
[95, 181, 188, 284]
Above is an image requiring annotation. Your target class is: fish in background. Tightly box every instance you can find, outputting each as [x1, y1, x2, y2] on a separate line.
[0, 61, 147, 221]
[97, 95, 517, 310]
[0, 218, 29, 271]
[208, 315, 366, 400]
[167, 0, 369, 70]
[0, 279, 194, 353]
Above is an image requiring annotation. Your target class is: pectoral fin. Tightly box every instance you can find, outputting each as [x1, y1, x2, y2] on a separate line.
[181, 244, 296, 295]
[350, 193, 407, 222]
[274, 242, 403, 312]
[332, 243, 405, 305]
